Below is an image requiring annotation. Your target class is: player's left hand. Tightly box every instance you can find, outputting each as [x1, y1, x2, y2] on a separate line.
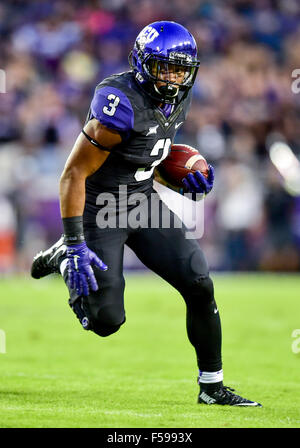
[182, 164, 214, 196]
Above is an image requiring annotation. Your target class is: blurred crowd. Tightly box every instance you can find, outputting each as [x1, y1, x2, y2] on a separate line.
[0, 0, 300, 273]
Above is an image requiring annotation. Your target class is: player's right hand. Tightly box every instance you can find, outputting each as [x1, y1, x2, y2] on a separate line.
[66, 242, 107, 297]
[182, 164, 215, 196]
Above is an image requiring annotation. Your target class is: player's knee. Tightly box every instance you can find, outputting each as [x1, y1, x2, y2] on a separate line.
[182, 274, 218, 317]
[192, 274, 214, 301]
[179, 250, 214, 301]
[96, 304, 125, 326]
[180, 272, 214, 306]
[92, 317, 125, 337]
[73, 275, 126, 337]
[90, 304, 125, 337]
[182, 272, 213, 298]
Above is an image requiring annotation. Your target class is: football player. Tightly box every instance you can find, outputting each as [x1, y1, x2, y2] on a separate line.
[31, 21, 261, 407]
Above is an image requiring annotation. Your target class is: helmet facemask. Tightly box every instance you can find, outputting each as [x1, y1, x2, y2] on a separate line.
[144, 55, 199, 103]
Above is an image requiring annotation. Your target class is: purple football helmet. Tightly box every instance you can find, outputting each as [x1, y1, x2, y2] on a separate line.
[129, 21, 200, 104]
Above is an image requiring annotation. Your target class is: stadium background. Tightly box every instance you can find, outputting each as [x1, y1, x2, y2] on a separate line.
[0, 0, 300, 273]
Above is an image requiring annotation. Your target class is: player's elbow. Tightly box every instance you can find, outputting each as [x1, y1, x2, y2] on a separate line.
[60, 164, 86, 186]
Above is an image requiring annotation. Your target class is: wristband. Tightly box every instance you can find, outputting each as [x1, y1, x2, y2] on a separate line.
[62, 216, 85, 245]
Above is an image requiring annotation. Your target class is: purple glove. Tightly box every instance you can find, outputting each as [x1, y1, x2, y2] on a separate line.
[182, 164, 214, 196]
[66, 242, 107, 297]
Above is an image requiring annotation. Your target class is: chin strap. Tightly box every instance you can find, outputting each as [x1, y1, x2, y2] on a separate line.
[154, 83, 179, 98]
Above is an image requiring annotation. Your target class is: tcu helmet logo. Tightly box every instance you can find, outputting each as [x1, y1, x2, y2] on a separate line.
[137, 26, 159, 50]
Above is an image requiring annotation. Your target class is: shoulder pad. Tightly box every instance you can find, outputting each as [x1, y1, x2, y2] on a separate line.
[91, 84, 134, 133]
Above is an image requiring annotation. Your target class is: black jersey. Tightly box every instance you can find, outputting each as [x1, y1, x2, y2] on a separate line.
[83, 71, 192, 223]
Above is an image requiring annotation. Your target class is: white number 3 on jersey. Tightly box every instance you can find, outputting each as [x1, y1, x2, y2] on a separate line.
[103, 94, 120, 116]
[134, 138, 171, 182]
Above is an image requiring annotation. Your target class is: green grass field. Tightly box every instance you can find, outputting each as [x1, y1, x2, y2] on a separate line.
[0, 273, 299, 428]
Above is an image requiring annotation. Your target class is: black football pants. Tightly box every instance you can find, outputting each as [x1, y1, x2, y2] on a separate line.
[64, 195, 222, 372]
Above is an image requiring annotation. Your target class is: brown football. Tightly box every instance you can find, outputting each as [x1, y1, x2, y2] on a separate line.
[158, 144, 209, 187]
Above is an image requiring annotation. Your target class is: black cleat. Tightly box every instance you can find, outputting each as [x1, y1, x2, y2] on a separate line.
[198, 386, 262, 407]
[31, 236, 66, 279]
